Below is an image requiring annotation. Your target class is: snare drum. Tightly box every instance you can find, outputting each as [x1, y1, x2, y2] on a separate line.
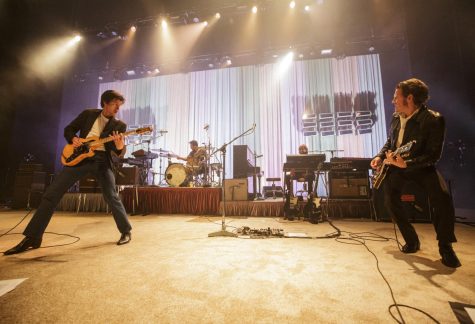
[165, 163, 191, 187]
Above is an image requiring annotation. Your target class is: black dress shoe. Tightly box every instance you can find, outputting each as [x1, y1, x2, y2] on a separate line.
[439, 246, 462, 268]
[117, 232, 131, 245]
[4, 236, 42, 255]
[401, 240, 420, 254]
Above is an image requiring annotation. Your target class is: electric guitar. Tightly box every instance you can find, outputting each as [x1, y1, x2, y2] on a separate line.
[61, 126, 152, 166]
[372, 140, 416, 189]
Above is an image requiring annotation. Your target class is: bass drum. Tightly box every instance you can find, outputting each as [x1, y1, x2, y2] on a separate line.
[165, 163, 190, 187]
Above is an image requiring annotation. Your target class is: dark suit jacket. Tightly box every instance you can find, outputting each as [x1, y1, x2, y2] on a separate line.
[64, 108, 127, 168]
[376, 105, 446, 171]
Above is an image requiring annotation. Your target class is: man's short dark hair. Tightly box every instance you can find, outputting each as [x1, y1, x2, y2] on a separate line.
[189, 140, 198, 147]
[100, 90, 125, 108]
[397, 78, 429, 106]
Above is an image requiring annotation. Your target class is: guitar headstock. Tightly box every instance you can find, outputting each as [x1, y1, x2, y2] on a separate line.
[135, 126, 153, 134]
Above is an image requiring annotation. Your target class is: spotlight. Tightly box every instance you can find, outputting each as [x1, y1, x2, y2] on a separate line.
[204, 21, 208, 26]
[321, 48, 332, 55]
[298, 53, 304, 58]
[73, 35, 81, 43]
[252, 6, 258, 14]
[126, 70, 136, 76]
[215, 12, 221, 19]
[193, 17, 200, 23]
[226, 59, 232, 66]
[289, 1, 296, 9]
[154, 68, 160, 73]
[161, 19, 168, 29]
[130, 25, 137, 32]
[304, 5, 310, 11]
[368, 46, 375, 52]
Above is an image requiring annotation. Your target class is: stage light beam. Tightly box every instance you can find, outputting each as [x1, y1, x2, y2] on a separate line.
[276, 51, 294, 78]
[252, 6, 258, 14]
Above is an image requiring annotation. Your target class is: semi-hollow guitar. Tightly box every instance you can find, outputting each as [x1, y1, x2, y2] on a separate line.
[61, 126, 152, 166]
[372, 140, 416, 189]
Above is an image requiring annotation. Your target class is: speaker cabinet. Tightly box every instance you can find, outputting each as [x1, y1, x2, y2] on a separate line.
[116, 167, 140, 185]
[373, 181, 431, 223]
[224, 178, 248, 201]
[329, 170, 370, 199]
[13, 171, 46, 209]
[79, 175, 102, 193]
[233, 145, 251, 179]
[263, 186, 284, 198]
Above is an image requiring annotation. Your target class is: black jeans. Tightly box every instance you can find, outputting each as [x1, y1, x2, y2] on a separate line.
[23, 152, 131, 238]
[383, 166, 456, 245]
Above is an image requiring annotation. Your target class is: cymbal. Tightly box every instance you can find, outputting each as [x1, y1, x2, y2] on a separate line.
[159, 153, 178, 158]
[151, 148, 169, 153]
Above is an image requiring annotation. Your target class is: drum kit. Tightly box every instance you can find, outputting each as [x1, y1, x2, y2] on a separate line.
[152, 146, 223, 187]
[117, 125, 223, 187]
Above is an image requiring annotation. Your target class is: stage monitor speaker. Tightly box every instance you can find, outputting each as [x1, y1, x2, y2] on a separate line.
[79, 174, 101, 193]
[329, 170, 370, 199]
[116, 167, 140, 186]
[224, 178, 248, 201]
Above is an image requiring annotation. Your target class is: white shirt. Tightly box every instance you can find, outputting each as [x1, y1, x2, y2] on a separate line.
[85, 113, 110, 151]
[396, 109, 419, 148]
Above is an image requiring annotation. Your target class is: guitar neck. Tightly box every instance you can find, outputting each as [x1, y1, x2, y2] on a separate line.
[91, 130, 138, 146]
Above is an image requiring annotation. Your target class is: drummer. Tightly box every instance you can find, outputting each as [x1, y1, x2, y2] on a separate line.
[177, 140, 206, 170]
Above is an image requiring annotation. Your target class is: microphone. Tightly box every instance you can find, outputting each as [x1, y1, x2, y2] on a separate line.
[204, 124, 209, 130]
[159, 130, 168, 133]
[256, 154, 263, 158]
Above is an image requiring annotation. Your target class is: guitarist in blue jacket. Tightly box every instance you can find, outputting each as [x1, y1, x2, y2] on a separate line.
[370, 78, 461, 268]
[4, 90, 132, 255]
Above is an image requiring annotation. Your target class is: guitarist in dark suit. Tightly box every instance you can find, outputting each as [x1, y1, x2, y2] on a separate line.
[4, 90, 132, 255]
[370, 78, 460, 268]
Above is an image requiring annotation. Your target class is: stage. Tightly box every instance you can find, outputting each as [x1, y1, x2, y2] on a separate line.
[56, 187, 376, 220]
[0, 212, 474, 323]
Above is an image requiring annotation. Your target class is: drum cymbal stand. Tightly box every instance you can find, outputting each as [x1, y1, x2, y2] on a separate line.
[202, 124, 212, 187]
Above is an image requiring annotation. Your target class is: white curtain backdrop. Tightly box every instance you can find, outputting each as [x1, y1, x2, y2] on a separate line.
[98, 54, 387, 182]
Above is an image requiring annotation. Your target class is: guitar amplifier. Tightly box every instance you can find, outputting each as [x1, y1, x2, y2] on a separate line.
[79, 175, 101, 193]
[373, 181, 431, 222]
[224, 179, 248, 201]
[329, 170, 370, 199]
[116, 167, 140, 186]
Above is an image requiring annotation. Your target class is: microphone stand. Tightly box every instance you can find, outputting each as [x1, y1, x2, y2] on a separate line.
[208, 125, 255, 238]
[253, 153, 264, 200]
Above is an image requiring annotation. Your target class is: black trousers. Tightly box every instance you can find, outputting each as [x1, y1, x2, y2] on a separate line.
[23, 152, 132, 239]
[383, 166, 456, 245]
